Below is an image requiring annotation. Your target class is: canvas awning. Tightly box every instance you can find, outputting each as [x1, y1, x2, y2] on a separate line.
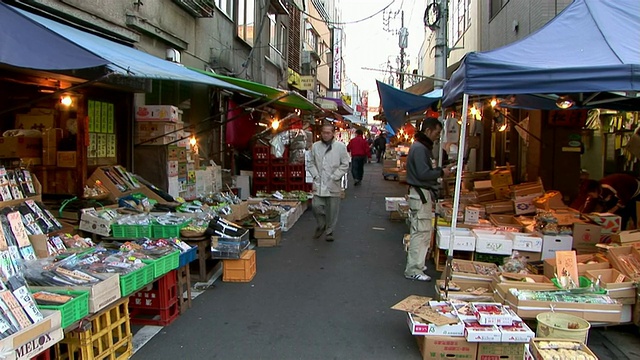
[443, 0, 640, 109]
[15, 6, 257, 94]
[0, 3, 108, 70]
[316, 97, 353, 115]
[190, 68, 320, 112]
[376, 80, 441, 130]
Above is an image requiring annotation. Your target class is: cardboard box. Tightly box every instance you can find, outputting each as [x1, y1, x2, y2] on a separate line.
[506, 232, 543, 252]
[491, 273, 555, 291]
[573, 222, 602, 253]
[224, 201, 250, 222]
[135, 105, 182, 122]
[484, 200, 514, 214]
[498, 322, 535, 344]
[585, 213, 622, 234]
[497, 283, 623, 322]
[471, 303, 514, 326]
[0, 137, 42, 158]
[416, 335, 477, 360]
[464, 206, 481, 225]
[254, 224, 282, 239]
[477, 342, 526, 360]
[510, 180, 544, 197]
[31, 273, 120, 313]
[585, 268, 637, 300]
[256, 233, 281, 247]
[434, 280, 494, 302]
[488, 215, 525, 232]
[540, 234, 573, 260]
[543, 253, 610, 278]
[78, 209, 114, 237]
[518, 250, 542, 263]
[0, 310, 62, 360]
[607, 246, 640, 281]
[135, 135, 177, 146]
[611, 229, 640, 244]
[449, 260, 499, 283]
[532, 191, 565, 211]
[490, 169, 513, 188]
[406, 313, 465, 336]
[464, 320, 502, 342]
[56, 151, 77, 168]
[436, 228, 475, 251]
[474, 235, 513, 255]
[136, 121, 178, 135]
[16, 111, 54, 130]
[385, 197, 407, 212]
[513, 194, 540, 215]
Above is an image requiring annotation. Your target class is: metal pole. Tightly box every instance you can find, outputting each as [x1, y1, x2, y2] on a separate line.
[443, 93, 469, 299]
[399, 11, 405, 89]
[434, 0, 448, 90]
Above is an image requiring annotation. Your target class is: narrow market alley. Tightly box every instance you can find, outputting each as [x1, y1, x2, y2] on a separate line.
[131, 163, 432, 359]
[131, 163, 640, 360]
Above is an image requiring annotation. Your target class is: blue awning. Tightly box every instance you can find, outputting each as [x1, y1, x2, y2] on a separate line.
[14, 7, 259, 95]
[376, 80, 441, 130]
[0, 3, 108, 70]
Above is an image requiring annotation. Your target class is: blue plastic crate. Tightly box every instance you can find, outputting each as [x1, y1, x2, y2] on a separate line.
[178, 246, 197, 267]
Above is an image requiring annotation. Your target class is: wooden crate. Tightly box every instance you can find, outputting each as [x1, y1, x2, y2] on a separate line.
[433, 248, 474, 272]
[222, 249, 256, 282]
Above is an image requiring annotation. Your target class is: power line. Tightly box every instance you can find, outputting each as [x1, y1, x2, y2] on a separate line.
[301, 0, 395, 26]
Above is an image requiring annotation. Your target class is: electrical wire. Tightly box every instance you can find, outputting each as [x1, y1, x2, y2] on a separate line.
[300, 0, 395, 26]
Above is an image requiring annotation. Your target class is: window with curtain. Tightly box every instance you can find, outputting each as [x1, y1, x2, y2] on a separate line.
[237, 0, 255, 46]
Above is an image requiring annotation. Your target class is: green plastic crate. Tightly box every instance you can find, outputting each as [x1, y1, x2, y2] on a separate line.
[151, 220, 191, 238]
[111, 224, 152, 238]
[33, 290, 89, 328]
[120, 264, 155, 296]
[143, 251, 180, 279]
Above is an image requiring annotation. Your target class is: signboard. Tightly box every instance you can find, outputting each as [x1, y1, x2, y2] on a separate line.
[331, 27, 342, 91]
[287, 68, 302, 89]
[548, 109, 588, 127]
[299, 76, 315, 91]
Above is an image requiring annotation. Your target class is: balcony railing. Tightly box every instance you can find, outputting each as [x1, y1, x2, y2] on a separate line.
[172, 0, 215, 17]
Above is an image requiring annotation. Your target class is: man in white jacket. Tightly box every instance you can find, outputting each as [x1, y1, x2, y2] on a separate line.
[308, 123, 350, 241]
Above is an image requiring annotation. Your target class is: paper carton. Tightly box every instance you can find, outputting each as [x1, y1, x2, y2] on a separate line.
[436, 228, 475, 251]
[572, 222, 602, 253]
[498, 321, 535, 343]
[543, 253, 610, 278]
[385, 197, 407, 212]
[506, 232, 542, 252]
[135, 105, 182, 122]
[0, 310, 62, 360]
[406, 313, 465, 336]
[540, 234, 573, 260]
[585, 213, 622, 234]
[611, 229, 640, 244]
[463, 320, 502, 342]
[477, 343, 525, 360]
[416, 335, 478, 360]
[585, 268, 637, 300]
[474, 235, 513, 255]
[31, 273, 120, 313]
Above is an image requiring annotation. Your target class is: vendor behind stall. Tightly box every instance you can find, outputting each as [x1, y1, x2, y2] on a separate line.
[582, 173, 640, 230]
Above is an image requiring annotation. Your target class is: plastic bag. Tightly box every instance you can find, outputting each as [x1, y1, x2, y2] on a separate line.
[502, 251, 527, 273]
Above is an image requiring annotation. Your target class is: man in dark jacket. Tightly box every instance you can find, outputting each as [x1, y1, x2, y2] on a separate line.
[373, 133, 387, 163]
[347, 129, 371, 186]
[404, 118, 454, 281]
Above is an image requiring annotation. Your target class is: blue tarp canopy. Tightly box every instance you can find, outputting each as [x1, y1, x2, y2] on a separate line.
[443, 0, 640, 109]
[376, 80, 441, 130]
[0, 3, 108, 70]
[15, 6, 259, 95]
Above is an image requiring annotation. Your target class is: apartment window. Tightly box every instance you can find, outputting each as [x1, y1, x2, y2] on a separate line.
[215, 0, 233, 18]
[305, 27, 319, 54]
[448, 0, 471, 47]
[237, 0, 255, 46]
[490, 0, 508, 19]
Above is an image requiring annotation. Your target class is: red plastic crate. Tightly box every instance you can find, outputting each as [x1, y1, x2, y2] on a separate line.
[253, 165, 269, 182]
[270, 165, 288, 184]
[30, 349, 51, 360]
[288, 164, 306, 181]
[253, 146, 270, 164]
[253, 183, 270, 195]
[129, 270, 178, 310]
[286, 183, 312, 192]
[270, 147, 289, 164]
[129, 301, 179, 326]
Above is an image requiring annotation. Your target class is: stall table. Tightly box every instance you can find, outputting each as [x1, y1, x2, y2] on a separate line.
[181, 236, 219, 282]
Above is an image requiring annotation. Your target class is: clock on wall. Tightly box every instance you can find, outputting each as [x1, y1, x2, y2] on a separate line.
[424, 1, 440, 30]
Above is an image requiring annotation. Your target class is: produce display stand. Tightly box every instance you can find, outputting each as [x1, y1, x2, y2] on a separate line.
[181, 236, 219, 282]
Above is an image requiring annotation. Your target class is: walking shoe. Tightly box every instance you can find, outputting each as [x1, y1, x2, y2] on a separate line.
[313, 227, 325, 239]
[405, 273, 431, 282]
[325, 233, 334, 242]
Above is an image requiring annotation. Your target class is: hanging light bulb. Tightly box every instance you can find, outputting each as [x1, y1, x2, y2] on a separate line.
[556, 95, 575, 109]
[470, 107, 478, 116]
[271, 119, 280, 130]
[189, 136, 197, 146]
[490, 99, 498, 108]
[60, 95, 72, 107]
[498, 123, 508, 132]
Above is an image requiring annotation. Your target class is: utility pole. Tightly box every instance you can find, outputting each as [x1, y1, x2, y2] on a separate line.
[434, 0, 448, 90]
[398, 11, 407, 89]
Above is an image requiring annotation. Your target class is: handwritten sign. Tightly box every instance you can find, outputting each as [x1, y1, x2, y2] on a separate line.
[556, 250, 579, 285]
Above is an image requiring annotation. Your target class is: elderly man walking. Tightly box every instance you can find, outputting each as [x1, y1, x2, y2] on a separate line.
[308, 123, 350, 241]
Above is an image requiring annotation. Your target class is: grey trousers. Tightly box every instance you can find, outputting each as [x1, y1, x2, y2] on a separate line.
[311, 196, 341, 234]
[404, 188, 434, 276]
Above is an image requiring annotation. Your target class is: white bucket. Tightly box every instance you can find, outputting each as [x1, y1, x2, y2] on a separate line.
[536, 312, 591, 343]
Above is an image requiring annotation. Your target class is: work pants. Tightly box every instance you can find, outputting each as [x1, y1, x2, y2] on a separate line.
[404, 188, 434, 276]
[312, 195, 342, 234]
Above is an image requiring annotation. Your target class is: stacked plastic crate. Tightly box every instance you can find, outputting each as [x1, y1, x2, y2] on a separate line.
[252, 145, 311, 194]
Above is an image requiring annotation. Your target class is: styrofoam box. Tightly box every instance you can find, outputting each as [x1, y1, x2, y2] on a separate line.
[506, 232, 543, 252]
[385, 197, 407, 212]
[437, 228, 476, 251]
[541, 234, 573, 260]
[474, 234, 513, 255]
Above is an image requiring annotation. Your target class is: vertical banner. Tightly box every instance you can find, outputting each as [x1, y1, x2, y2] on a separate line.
[331, 27, 342, 91]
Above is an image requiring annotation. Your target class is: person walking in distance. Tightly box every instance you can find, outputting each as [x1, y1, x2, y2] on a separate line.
[347, 129, 371, 186]
[374, 133, 387, 163]
[404, 117, 454, 281]
[308, 123, 350, 241]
